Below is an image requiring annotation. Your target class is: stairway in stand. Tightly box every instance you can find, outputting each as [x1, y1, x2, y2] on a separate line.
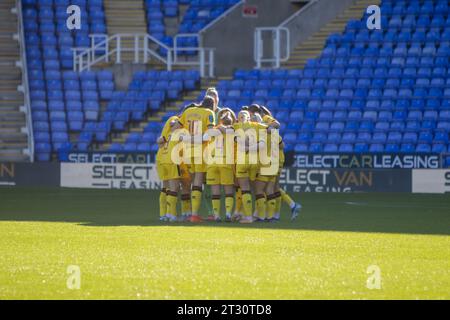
[283, 0, 380, 69]
[0, 0, 28, 162]
[103, 0, 147, 63]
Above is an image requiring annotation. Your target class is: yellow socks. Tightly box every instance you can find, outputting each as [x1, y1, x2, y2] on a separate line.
[159, 188, 167, 217]
[266, 193, 277, 219]
[235, 187, 242, 214]
[241, 191, 253, 217]
[212, 195, 221, 217]
[280, 189, 295, 208]
[191, 186, 202, 215]
[166, 191, 178, 218]
[181, 194, 191, 216]
[274, 191, 282, 219]
[225, 194, 234, 217]
[255, 194, 266, 219]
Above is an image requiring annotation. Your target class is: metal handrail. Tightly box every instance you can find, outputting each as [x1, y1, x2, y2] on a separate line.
[254, 27, 290, 69]
[73, 33, 215, 77]
[16, 0, 34, 162]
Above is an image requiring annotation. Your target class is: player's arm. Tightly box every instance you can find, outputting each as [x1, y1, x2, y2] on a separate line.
[157, 136, 166, 147]
[267, 119, 280, 129]
[254, 123, 268, 152]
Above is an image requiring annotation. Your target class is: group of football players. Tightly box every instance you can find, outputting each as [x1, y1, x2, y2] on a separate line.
[156, 88, 301, 223]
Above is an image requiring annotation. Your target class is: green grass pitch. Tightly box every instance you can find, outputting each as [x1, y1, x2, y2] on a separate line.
[0, 187, 449, 299]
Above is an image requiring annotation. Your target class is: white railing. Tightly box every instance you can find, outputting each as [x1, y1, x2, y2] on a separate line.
[15, 0, 34, 162]
[254, 27, 290, 69]
[73, 33, 215, 77]
[173, 33, 215, 78]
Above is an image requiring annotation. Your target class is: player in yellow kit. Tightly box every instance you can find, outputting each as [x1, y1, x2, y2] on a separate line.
[179, 96, 216, 222]
[156, 114, 184, 222]
[233, 110, 267, 224]
[258, 105, 302, 221]
[246, 105, 279, 221]
[205, 110, 236, 222]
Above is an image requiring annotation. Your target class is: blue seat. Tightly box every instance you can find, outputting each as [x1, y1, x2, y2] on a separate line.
[339, 144, 353, 152]
[416, 144, 431, 153]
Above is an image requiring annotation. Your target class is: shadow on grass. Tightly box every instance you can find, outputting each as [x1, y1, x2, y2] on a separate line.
[1, 187, 450, 235]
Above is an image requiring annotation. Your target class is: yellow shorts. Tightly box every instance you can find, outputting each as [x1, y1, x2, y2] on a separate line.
[257, 160, 281, 182]
[256, 174, 275, 183]
[206, 165, 234, 185]
[187, 158, 207, 174]
[235, 163, 259, 181]
[157, 162, 181, 181]
[180, 163, 191, 180]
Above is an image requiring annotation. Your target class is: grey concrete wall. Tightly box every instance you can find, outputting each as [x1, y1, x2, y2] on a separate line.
[200, 0, 302, 76]
[201, 0, 360, 76]
[281, 0, 357, 51]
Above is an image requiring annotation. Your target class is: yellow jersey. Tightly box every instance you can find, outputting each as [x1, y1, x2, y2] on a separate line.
[205, 126, 235, 166]
[262, 114, 277, 125]
[261, 114, 285, 166]
[156, 115, 182, 164]
[180, 106, 215, 136]
[233, 121, 267, 165]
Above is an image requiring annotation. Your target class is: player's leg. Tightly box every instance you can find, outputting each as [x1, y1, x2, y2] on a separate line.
[159, 181, 169, 221]
[207, 166, 222, 221]
[189, 163, 206, 222]
[279, 187, 302, 221]
[157, 162, 169, 221]
[180, 181, 191, 222]
[235, 163, 253, 223]
[233, 165, 242, 220]
[221, 165, 235, 222]
[254, 179, 267, 221]
[179, 164, 191, 221]
[237, 178, 252, 223]
[234, 184, 243, 220]
[165, 164, 183, 222]
[265, 177, 277, 221]
[273, 178, 282, 220]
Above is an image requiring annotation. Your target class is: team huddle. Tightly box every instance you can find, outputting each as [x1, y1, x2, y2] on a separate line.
[156, 88, 301, 223]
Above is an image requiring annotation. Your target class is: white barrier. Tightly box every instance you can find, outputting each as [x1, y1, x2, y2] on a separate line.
[412, 170, 450, 194]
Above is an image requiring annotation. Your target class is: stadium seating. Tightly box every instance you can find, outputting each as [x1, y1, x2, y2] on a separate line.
[144, 0, 240, 54]
[23, 0, 108, 161]
[24, 0, 450, 166]
[80, 69, 200, 152]
[210, 0, 450, 156]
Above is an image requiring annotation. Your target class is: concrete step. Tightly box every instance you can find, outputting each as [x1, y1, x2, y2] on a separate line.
[0, 120, 23, 128]
[0, 153, 29, 162]
[0, 131, 27, 141]
[0, 104, 21, 111]
[0, 99, 22, 107]
[0, 112, 25, 121]
[0, 91, 23, 101]
[283, 0, 380, 69]
[0, 142, 27, 150]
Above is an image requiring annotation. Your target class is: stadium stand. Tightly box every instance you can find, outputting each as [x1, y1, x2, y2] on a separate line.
[18, 0, 450, 167]
[144, 0, 240, 54]
[23, 0, 108, 161]
[0, 0, 28, 162]
[195, 0, 449, 162]
[22, 0, 230, 160]
[78, 69, 200, 153]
